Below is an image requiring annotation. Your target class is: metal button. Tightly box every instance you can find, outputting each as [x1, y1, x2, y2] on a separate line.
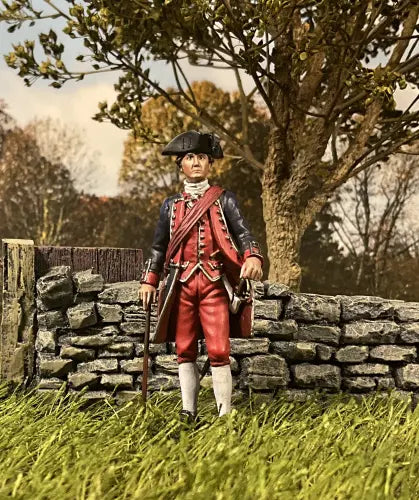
[199, 242, 205, 248]
[198, 250, 204, 256]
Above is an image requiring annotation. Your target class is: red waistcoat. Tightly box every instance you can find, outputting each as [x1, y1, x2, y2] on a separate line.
[168, 194, 244, 285]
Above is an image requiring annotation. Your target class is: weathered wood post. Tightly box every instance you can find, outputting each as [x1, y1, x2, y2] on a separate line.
[0, 239, 36, 384]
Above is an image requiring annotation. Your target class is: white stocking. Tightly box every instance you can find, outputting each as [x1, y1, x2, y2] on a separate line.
[178, 362, 200, 414]
[211, 365, 232, 416]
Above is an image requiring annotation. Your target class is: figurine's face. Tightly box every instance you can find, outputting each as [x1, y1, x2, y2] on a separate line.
[180, 153, 211, 183]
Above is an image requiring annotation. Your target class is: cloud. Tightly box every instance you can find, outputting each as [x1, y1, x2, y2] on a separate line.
[1, 68, 127, 195]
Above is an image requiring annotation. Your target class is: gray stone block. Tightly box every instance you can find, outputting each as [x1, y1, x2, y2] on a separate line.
[399, 323, 419, 343]
[253, 319, 295, 340]
[37, 310, 68, 330]
[265, 282, 290, 298]
[101, 374, 133, 390]
[395, 365, 419, 389]
[153, 355, 179, 374]
[35, 330, 56, 353]
[135, 343, 167, 356]
[38, 378, 66, 390]
[77, 358, 118, 373]
[241, 355, 290, 382]
[369, 345, 416, 362]
[285, 293, 341, 324]
[36, 266, 73, 310]
[68, 372, 101, 390]
[230, 338, 270, 355]
[376, 377, 396, 390]
[146, 374, 180, 391]
[270, 341, 316, 361]
[254, 299, 282, 320]
[335, 346, 369, 363]
[67, 335, 114, 348]
[98, 281, 141, 304]
[60, 346, 95, 362]
[343, 363, 390, 376]
[316, 344, 336, 361]
[291, 364, 341, 389]
[73, 269, 104, 294]
[39, 358, 73, 378]
[296, 325, 340, 346]
[120, 358, 152, 374]
[73, 292, 98, 304]
[98, 342, 134, 358]
[342, 321, 399, 344]
[85, 325, 120, 337]
[342, 377, 376, 392]
[120, 321, 146, 335]
[97, 303, 123, 323]
[339, 295, 394, 321]
[240, 374, 288, 390]
[67, 302, 98, 329]
[394, 302, 419, 322]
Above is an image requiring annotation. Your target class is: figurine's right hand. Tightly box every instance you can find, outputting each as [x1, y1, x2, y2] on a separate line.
[139, 284, 157, 311]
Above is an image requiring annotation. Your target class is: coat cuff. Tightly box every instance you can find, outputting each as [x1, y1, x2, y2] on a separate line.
[140, 259, 160, 287]
[243, 244, 264, 267]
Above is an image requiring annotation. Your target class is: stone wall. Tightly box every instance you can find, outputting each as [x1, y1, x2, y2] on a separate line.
[34, 267, 419, 404]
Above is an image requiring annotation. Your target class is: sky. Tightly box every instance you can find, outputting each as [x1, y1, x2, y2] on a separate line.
[0, 1, 417, 197]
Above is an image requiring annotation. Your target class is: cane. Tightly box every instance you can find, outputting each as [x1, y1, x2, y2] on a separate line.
[142, 299, 152, 403]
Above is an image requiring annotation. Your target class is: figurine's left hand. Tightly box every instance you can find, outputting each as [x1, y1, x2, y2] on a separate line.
[240, 257, 263, 281]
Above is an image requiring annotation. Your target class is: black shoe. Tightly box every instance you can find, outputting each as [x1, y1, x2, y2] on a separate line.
[179, 409, 197, 425]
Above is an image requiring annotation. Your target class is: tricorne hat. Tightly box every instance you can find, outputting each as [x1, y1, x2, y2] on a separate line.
[161, 130, 223, 159]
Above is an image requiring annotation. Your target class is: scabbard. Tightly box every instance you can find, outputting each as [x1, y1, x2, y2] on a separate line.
[142, 302, 152, 403]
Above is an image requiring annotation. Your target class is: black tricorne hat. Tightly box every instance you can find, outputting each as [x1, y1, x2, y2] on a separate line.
[161, 130, 223, 159]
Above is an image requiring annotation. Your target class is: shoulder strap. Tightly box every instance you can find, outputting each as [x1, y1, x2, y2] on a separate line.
[164, 186, 224, 270]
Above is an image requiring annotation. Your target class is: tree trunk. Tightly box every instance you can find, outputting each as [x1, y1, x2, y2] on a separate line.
[262, 129, 329, 290]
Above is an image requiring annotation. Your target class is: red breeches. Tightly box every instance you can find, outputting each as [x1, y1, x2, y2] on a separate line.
[171, 272, 230, 367]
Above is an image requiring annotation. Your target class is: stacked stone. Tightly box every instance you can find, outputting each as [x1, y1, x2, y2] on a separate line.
[33, 268, 419, 404]
[248, 282, 419, 402]
[35, 266, 163, 403]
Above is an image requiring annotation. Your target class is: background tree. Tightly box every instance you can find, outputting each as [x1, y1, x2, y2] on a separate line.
[24, 117, 100, 192]
[300, 205, 354, 295]
[2, 0, 419, 288]
[330, 154, 419, 297]
[0, 108, 80, 245]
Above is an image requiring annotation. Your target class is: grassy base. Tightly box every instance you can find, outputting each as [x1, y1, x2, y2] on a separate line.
[0, 383, 418, 499]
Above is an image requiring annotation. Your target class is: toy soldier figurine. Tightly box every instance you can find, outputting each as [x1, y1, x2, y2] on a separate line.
[139, 130, 263, 421]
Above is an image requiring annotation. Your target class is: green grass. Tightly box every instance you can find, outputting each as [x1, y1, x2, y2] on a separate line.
[0, 383, 418, 500]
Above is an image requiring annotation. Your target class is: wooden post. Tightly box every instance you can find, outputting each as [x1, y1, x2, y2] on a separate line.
[0, 239, 36, 383]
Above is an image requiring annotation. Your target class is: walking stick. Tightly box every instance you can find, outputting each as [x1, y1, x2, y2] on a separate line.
[142, 299, 152, 403]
